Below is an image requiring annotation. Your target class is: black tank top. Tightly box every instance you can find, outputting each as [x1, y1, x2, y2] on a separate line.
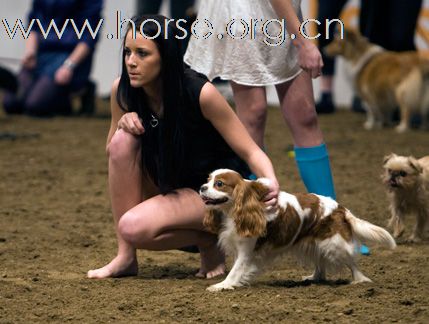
[142, 68, 250, 192]
[180, 69, 250, 190]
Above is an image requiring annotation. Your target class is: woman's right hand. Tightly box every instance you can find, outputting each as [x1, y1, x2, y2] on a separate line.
[117, 112, 145, 135]
[294, 39, 324, 79]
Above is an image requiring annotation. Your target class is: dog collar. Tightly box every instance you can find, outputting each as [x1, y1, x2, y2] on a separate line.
[349, 45, 384, 83]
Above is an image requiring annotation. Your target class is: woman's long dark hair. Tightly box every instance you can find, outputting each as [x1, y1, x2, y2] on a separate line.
[116, 15, 186, 194]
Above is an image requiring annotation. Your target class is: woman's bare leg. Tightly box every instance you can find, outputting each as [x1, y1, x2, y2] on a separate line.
[117, 188, 225, 278]
[230, 81, 267, 148]
[275, 71, 323, 147]
[88, 130, 224, 279]
[87, 129, 156, 278]
[275, 71, 337, 200]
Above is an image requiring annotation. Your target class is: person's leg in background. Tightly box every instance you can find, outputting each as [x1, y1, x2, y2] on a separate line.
[388, 0, 423, 126]
[23, 75, 71, 116]
[360, 0, 422, 51]
[230, 82, 268, 149]
[388, 0, 422, 51]
[360, 0, 423, 124]
[229, 83, 267, 180]
[315, 0, 348, 114]
[135, 0, 163, 16]
[279, 70, 371, 254]
[136, 0, 196, 20]
[0, 66, 18, 94]
[359, 0, 389, 48]
[276, 71, 336, 200]
[352, 0, 390, 115]
[170, 0, 195, 19]
[170, 0, 196, 53]
[3, 68, 34, 114]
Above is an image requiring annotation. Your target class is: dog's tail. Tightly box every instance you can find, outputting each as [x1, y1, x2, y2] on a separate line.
[345, 210, 396, 249]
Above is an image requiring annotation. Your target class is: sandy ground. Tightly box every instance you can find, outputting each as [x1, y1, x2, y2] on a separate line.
[0, 99, 428, 323]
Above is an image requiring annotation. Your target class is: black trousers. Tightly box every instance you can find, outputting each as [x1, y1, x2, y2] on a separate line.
[317, 0, 349, 76]
[135, 0, 196, 53]
[0, 66, 18, 93]
[136, 0, 195, 20]
[360, 0, 423, 52]
[318, 0, 423, 76]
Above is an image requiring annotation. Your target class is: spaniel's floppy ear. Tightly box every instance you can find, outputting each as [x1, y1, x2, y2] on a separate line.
[232, 180, 268, 237]
[203, 209, 223, 234]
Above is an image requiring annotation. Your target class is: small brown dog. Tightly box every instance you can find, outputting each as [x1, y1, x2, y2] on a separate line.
[200, 169, 396, 291]
[382, 154, 429, 242]
[325, 29, 429, 132]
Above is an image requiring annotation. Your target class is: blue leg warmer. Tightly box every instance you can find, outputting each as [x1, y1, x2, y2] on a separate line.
[294, 143, 336, 200]
[295, 144, 370, 255]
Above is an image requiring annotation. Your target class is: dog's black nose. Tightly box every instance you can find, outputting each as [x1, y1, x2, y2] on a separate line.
[200, 185, 208, 192]
[389, 179, 398, 187]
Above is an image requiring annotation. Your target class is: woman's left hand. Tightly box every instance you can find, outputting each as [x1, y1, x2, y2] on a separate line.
[55, 66, 74, 85]
[263, 178, 280, 208]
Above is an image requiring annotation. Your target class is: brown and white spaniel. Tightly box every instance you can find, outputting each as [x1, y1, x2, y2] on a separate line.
[200, 169, 396, 291]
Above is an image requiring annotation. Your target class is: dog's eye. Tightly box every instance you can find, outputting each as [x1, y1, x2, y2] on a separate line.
[399, 171, 407, 177]
[215, 180, 224, 187]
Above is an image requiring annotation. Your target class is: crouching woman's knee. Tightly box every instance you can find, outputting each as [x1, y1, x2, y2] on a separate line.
[118, 211, 142, 247]
[117, 211, 153, 248]
[107, 129, 140, 162]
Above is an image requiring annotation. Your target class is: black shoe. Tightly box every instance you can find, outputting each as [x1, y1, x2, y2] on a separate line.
[78, 80, 96, 116]
[57, 103, 72, 116]
[410, 113, 422, 128]
[315, 92, 335, 114]
[351, 96, 366, 113]
[390, 108, 422, 128]
[0, 66, 18, 93]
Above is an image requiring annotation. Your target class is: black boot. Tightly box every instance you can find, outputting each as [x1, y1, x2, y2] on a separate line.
[351, 96, 366, 113]
[78, 80, 96, 116]
[315, 92, 335, 114]
[0, 66, 18, 93]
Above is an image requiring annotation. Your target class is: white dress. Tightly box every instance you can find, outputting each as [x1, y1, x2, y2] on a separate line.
[184, 0, 303, 86]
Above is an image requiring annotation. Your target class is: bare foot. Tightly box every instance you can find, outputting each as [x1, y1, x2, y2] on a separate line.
[87, 255, 138, 279]
[196, 243, 226, 279]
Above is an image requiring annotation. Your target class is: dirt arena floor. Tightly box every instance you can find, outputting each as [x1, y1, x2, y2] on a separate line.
[0, 99, 428, 323]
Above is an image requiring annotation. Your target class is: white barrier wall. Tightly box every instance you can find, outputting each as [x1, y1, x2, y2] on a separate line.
[1, 0, 428, 107]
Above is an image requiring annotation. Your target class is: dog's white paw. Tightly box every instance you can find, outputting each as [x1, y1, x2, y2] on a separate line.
[395, 124, 408, 133]
[363, 120, 383, 130]
[363, 120, 374, 130]
[207, 282, 235, 292]
[373, 120, 383, 130]
[393, 228, 404, 239]
[302, 275, 315, 281]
